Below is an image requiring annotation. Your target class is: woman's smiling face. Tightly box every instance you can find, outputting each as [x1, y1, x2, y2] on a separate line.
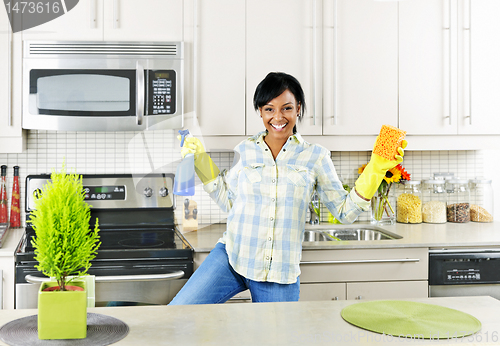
[260, 89, 300, 143]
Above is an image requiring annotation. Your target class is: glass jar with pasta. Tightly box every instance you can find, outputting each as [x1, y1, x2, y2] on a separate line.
[422, 179, 447, 224]
[396, 180, 422, 224]
[469, 178, 493, 222]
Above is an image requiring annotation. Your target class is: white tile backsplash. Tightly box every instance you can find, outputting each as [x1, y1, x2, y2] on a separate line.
[0, 130, 487, 225]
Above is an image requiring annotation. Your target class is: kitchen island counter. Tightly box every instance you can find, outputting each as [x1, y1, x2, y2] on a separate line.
[0, 296, 499, 345]
[182, 222, 500, 252]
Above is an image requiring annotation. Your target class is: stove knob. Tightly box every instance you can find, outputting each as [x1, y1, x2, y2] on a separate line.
[143, 187, 153, 197]
[159, 187, 169, 197]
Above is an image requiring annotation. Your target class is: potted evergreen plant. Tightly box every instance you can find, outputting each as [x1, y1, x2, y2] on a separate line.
[29, 164, 100, 340]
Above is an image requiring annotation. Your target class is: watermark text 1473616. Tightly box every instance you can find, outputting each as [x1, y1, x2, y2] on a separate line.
[3, 0, 79, 33]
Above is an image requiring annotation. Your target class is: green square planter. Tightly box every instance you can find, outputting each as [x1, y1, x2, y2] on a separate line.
[38, 280, 87, 340]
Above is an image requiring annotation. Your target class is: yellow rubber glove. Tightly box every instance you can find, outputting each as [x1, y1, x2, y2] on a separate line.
[178, 135, 220, 184]
[354, 139, 408, 200]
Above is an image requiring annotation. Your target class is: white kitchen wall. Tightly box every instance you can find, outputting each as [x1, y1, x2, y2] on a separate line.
[0, 130, 489, 226]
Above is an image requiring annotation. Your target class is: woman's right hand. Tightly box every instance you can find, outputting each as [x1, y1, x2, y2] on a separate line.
[177, 135, 206, 158]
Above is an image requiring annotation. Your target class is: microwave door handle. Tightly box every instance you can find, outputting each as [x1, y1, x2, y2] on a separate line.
[136, 61, 145, 125]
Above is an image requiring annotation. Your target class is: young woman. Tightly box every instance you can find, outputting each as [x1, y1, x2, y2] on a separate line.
[169, 72, 406, 304]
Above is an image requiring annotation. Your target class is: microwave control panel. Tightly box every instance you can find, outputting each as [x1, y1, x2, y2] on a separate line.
[148, 70, 176, 115]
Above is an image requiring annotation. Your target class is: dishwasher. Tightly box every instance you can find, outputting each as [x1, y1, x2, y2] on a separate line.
[429, 249, 500, 300]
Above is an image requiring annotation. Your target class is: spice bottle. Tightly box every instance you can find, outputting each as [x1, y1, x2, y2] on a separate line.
[10, 166, 20, 228]
[396, 180, 422, 223]
[422, 179, 447, 223]
[0, 165, 8, 224]
[446, 179, 470, 223]
[469, 178, 493, 222]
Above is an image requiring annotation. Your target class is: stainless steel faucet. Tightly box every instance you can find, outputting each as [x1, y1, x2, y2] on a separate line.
[309, 193, 320, 224]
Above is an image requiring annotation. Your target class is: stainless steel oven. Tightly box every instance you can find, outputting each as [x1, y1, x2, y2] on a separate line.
[15, 173, 193, 309]
[429, 248, 500, 300]
[22, 41, 184, 131]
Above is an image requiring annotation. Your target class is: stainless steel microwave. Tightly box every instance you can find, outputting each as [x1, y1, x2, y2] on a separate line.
[22, 41, 184, 131]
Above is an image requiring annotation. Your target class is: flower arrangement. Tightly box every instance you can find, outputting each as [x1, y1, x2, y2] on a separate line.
[358, 163, 411, 224]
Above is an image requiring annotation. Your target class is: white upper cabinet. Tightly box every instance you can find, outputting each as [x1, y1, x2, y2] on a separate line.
[246, 0, 398, 137]
[0, 10, 24, 153]
[22, 0, 183, 41]
[322, 0, 399, 135]
[21, 0, 104, 40]
[399, 0, 458, 135]
[102, 0, 183, 41]
[458, 0, 500, 134]
[400, 0, 500, 135]
[246, 0, 322, 136]
[183, 0, 246, 137]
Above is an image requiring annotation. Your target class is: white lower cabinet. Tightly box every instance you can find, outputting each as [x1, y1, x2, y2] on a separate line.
[299, 247, 429, 301]
[300, 282, 346, 301]
[346, 281, 428, 301]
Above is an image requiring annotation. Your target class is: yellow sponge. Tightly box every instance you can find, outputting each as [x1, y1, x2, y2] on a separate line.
[373, 125, 407, 161]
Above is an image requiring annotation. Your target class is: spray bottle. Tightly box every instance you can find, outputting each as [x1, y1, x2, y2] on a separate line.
[173, 129, 195, 196]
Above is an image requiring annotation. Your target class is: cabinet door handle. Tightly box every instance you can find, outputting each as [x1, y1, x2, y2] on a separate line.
[90, 0, 97, 28]
[300, 258, 420, 265]
[312, 0, 318, 126]
[193, 0, 199, 125]
[464, 0, 472, 125]
[332, 0, 338, 125]
[113, 0, 119, 29]
[7, 12, 12, 127]
[444, 0, 452, 125]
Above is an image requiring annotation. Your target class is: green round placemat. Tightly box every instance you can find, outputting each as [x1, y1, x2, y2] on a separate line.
[341, 300, 481, 339]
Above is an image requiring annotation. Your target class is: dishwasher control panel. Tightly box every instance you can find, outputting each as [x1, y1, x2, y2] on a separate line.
[429, 251, 500, 285]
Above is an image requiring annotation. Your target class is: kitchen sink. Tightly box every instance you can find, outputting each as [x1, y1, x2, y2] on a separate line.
[303, 226, 402, 242]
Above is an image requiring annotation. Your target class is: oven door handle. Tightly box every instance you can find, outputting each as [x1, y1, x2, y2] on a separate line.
[25, 270, 185, 284]
[95, 271, 185, 282]
[136, 61, 145, 126]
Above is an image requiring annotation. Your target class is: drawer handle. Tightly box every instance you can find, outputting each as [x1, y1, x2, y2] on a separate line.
[228, 297, 252, 301]
[300, 258, 420, 265]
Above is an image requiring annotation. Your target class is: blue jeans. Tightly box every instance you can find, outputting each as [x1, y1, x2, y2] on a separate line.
[169, 242, 300, 305]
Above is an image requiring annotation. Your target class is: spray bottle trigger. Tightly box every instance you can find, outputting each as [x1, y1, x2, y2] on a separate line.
[178, 129, 190, 147]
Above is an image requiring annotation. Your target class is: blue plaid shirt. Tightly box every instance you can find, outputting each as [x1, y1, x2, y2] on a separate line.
[204, 132, 369, 284]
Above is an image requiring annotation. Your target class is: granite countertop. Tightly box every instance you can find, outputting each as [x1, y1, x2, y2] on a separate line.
[0, 296, 499, 345]
[181, 221, 500, 252]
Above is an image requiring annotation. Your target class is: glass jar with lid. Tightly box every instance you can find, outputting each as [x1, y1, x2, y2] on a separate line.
[396, 180, 422, 224]
[422, 179, 447, 223]
[469, 178, 494, 222]
[445, 179, 470, 223]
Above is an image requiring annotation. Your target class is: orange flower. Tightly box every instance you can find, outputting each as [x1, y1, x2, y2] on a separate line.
[395, 164, 411, 181]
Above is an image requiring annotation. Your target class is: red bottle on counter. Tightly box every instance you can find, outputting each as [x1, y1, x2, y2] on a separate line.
[0, 165, 7, 224]
[10, 166, 20, 228]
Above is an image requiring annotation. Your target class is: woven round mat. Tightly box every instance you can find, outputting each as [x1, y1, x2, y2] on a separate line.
[0, 313, 129, 346]
[341, 300, 481, 339]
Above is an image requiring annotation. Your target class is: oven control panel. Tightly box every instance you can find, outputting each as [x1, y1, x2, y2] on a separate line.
[148, 70, 176, 115]
[84, 185, 126, 201]
[26, 174, 175, 211]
